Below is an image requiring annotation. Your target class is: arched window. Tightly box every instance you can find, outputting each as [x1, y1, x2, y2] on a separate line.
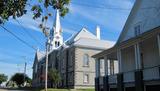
[83, 73, 89, 83]
[83, 54, 89, 66]
[55, 41, 57, 47]
[58, 42, 60, 46]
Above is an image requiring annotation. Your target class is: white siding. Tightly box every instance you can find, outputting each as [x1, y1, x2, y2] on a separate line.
[142, 37, 159, 68]
[142, 37, 160, 80]
[121, 0, 160, 42]
[121, 46, 136, 72]
[121, 46, 135, 82]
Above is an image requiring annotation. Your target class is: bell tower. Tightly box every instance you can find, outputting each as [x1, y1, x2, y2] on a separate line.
[49, 10, 63, 50]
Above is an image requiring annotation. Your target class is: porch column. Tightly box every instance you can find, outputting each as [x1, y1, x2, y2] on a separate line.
[117, 49, 124, 91]
[157, 34, 160, 56]
[110, 60, 112, 75]
[117, 49, 122, 72]
[157, 34, 160, 80]
[134, 43, 144, 91]
[96, 58, 100, 77]
[110, 59, 114, 75]
[104, 56, 108, 76]
[104, 56, 109, 91]
[134, 43, 142, 69]
[95, 58, 100, 91]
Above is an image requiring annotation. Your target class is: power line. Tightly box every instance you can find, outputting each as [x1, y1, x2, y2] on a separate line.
[71, 1, 159, 11]
[0, 25, 37, 51]
[15, 20, 44, 47]
[64, 20, 119, 35]
[71, 1, 131, 11]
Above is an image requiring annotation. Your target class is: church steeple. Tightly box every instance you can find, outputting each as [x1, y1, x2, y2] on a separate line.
[49, 9, 63, 50]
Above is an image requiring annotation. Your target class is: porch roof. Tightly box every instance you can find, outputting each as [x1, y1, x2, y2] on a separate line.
[92, 46, 117, 58]
[92, 26, 160, 58]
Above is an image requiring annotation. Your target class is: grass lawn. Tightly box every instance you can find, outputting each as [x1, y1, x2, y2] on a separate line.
[39, 89, 70, 91]
[1, 87, 94, 91]
[37, 88, 94, 91]
[76, 89, 94, 91]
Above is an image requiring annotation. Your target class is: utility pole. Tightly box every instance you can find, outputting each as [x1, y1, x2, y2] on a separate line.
[45, 38, 49, 91]
[21, 56, 27, 87]
[43, 8, 62, 91]
[24, 62, 27, 86]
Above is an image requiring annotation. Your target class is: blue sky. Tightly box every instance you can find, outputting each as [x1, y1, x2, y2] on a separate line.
[0, 0, 135, 79]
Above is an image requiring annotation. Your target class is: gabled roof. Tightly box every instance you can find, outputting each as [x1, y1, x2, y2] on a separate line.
[64, 27, 115, 49]
[66, 28, 98, 45]
[116, 0, 141, 44]
[36, 51, 45, 61]
[33, 51, 45, 67]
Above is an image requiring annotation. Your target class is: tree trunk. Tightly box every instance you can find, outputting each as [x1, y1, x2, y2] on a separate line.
[51, 82, 53, 88]
[55, 83, 57, 88]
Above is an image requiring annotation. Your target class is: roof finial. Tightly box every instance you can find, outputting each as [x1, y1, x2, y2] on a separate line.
[96, 26, 101, 40]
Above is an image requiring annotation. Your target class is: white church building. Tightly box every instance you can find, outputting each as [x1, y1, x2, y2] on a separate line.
[32, 10, 114, 89]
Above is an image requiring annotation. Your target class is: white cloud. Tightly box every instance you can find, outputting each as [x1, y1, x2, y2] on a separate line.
[69, 0, 134, 31]
[9, 11, 76, 35]
[8, 12, 43, 32]
[63, 28, 76, 34]
[107, 0, 134, 9]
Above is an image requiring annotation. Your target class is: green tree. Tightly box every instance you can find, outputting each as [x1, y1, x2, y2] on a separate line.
[10, 73, 31, 87]
[31, 0, 71, 37]
[48, 69, 61, 88]
[31, 0, 70, 19]
[0, 0, 27, 24]
[0, 0, 71, 24]
[0, 74, 8, 86]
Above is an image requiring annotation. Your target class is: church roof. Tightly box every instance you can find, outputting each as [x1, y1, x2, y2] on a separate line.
[33, 51, 45, 67]
[36, 51, 45, 61]
[65, 27, 115, 49]
[66, 28, 98, 45]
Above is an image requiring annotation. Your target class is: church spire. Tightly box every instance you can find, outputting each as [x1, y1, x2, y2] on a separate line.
[49, 9, 63, 50]
[54, 9, 62, 34]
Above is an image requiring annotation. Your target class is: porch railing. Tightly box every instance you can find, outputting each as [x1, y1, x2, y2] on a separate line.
[109, 75, 117, 84]
[143, 65, 160, 80]
[123, 71, 135, 82]
[99, 76, 104, 85]
[96, 65, 160, 85]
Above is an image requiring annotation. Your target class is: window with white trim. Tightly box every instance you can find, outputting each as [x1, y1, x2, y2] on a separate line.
[83, 54, 89, 66]
[83, 74, 89, 83]
[134, 25, 141, 36]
